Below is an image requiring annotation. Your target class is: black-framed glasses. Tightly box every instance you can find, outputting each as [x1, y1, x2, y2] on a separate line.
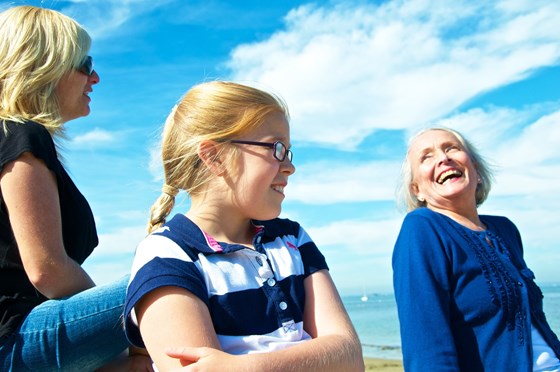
[230, 140, 293, 162]
[76, 56, 94, 76]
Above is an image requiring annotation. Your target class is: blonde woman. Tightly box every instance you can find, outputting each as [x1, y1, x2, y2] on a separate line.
[124, 81, 364, 371]
[0, 6, 150, 370]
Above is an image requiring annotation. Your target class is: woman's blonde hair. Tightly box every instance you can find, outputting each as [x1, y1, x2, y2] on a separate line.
[147, 81, 289, 233]
[397, 127, 493, 212]
[0, 5, 91, 133]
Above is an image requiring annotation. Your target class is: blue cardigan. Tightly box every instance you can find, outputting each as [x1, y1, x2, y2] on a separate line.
[392, 208, 560, 371]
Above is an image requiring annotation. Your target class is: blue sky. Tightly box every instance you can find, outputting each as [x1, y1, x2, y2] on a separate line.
[4, 0, 560, 295]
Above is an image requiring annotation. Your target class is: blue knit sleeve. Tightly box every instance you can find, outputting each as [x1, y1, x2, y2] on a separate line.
[392, 209, 460, 371]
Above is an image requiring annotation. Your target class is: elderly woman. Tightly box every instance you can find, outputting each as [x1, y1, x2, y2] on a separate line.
[392, 127, 560, 371]
[0, 6, 150, 370]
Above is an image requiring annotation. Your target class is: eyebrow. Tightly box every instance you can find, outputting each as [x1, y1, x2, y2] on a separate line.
[441, 140, 462, 149]
[414, 140, 462, 157]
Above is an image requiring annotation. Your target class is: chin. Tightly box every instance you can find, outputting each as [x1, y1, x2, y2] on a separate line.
[78, 104, 91, 118]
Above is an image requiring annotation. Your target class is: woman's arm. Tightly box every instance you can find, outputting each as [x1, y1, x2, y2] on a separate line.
[0, 152, 95, 298]
[392, 212, 459, 371]
[163, 269, 364, 372]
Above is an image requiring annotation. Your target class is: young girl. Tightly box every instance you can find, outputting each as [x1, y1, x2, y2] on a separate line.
[124, 81, 363, 371]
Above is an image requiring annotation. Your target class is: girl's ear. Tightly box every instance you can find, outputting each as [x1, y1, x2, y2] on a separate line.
[197, 140, 226, 176]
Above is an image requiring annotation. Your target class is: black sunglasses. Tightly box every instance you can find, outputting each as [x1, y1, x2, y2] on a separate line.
[230, 140, 293, 162]
[76, 56, 94, 76]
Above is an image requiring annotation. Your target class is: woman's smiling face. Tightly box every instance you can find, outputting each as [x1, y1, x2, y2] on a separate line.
[408, 129, 479, 212]
[55, 68, 99, 123]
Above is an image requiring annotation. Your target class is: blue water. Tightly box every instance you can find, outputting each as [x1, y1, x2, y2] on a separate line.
[344, 282, 560, 360]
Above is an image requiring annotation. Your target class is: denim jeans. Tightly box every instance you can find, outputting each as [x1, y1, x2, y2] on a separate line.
[0, 275, 130, 371]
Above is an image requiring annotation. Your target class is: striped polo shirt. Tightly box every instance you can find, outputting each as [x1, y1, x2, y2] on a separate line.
[124, 213, 328, 354]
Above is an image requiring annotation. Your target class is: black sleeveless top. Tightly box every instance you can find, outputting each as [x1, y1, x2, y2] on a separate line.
[0, 120, 98, 339]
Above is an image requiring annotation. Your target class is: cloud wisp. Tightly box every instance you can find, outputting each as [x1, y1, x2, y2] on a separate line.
[227, 0, 560, 148]
[70, 127, 117, 147]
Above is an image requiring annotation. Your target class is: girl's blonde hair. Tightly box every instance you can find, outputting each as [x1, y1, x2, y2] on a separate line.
[396, 127, 493, 212]
[148, 81, 289, 233]
[0, 5, 91, 133]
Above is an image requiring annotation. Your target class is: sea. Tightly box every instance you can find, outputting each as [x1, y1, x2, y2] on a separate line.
[343, 282, 560, 360]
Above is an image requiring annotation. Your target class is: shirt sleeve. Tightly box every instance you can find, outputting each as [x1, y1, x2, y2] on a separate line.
[392, 210, 461, 371]
[297, 225, 329, 276]
[0, 121, 59, 173]
[124, 234, 207, 347]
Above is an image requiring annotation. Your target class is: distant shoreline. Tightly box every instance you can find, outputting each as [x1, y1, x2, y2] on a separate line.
[364, 357, 403, 371]
[342, 281, 560, 297]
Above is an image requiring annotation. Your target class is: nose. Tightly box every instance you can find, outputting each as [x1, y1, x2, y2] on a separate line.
[281, 158, 295, 175]
[436, 149, 450, 164]
[89, 70, 100, 85]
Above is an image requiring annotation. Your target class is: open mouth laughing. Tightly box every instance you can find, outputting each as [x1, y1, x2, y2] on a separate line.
[436, 169, 463, 184]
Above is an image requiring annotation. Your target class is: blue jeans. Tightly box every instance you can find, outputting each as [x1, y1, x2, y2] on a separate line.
[0, 275, 130, 371]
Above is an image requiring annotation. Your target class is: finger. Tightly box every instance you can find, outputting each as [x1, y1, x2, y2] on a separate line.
[165, 346, 202, 361]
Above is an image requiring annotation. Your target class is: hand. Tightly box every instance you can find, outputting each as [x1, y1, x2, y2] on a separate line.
[166, 346, 242, 372]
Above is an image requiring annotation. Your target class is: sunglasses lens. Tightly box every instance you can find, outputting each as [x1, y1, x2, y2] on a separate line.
[78, 56, 93, 76]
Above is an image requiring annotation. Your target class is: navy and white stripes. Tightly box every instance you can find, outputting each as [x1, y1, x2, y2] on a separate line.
[124, 214, 328, 354]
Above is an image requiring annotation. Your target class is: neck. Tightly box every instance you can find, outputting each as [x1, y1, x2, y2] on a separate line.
[428, 204, 485, 231]
[187, 197, 255, 246]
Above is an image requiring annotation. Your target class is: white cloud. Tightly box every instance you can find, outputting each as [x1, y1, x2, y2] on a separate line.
[70, 127, 117, 146]
[94, 225, 147, 255]
[288, 160, 402, 204]
[227, 0, 560, 148]
[60, 1, 174, 40]
[308, 218, 402, 255]
[286, 102, 560, 205]
[493, 109, 560, 167]
[428, 106, 530, 150]
[306, 217, 403, 293]
[81, 224, 147, 284]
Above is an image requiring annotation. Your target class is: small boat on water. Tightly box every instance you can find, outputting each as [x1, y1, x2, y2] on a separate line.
[361, 285, 368, 302]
